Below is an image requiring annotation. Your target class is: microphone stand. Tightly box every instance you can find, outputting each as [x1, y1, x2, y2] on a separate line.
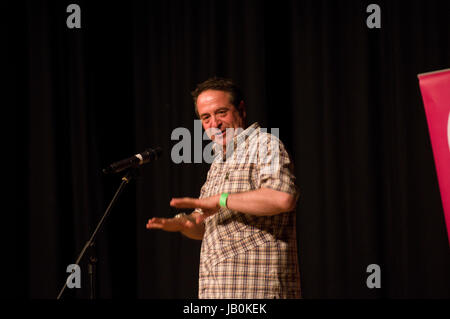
[57, 168, 138, 300]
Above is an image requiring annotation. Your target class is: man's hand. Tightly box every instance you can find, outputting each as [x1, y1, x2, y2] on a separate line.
[146, 211, 206, 240]
[170, 194, 221, 222]
[148, 188, 296, 239]
[146, 216, 191, 232]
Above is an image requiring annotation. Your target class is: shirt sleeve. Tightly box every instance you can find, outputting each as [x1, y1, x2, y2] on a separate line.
[257, 132, 299, 198]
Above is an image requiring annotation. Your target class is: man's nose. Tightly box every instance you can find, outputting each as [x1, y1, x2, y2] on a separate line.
[210, 115, 222, 128]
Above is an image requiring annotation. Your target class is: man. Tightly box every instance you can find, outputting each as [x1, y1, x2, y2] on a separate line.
[146, 77, 301, 298]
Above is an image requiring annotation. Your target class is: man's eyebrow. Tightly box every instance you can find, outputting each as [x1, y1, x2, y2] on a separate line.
[215, 106, 229, 112]
[200, 106, 229, 118]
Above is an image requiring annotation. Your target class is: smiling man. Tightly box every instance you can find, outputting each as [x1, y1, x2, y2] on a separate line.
[146, 77, 301, 298]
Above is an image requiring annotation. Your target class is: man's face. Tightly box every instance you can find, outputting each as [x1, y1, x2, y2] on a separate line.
[196, 90, 246, 145]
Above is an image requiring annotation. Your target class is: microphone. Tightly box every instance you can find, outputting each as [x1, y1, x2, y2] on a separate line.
[102, 147, 162, 174]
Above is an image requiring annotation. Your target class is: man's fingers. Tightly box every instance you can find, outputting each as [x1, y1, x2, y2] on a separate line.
[170, 197, 200, 209]
[195, 214, 207, 224]
[146, 223, 163, 229]
[146, 217, 191, 233]
[146, 218, 165, 229]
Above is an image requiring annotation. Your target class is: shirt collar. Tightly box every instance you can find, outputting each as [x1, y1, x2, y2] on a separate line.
[212, 122, 260, 157]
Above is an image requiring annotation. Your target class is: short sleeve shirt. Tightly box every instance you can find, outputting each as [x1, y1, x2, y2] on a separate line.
[198, 123, 301, 299]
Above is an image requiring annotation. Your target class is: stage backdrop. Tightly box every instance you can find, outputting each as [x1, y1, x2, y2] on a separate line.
[5, 0, 450, 298]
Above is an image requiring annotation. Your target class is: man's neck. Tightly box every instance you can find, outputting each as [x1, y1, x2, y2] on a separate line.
[219, 122, 256, 156]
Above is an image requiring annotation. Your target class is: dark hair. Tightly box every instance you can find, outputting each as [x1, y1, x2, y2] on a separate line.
[191, 77, 244, 117]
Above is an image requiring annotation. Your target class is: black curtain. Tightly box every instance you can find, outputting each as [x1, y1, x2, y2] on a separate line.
[6, 0, 449, 299]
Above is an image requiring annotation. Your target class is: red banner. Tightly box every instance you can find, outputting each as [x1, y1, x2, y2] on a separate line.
[418, 68, 450, 246]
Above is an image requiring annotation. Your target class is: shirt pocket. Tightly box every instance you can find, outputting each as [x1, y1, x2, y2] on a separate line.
[221, 164, 257, 193]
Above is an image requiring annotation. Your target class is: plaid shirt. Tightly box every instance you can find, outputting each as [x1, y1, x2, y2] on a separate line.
[198, 122, 301, 299]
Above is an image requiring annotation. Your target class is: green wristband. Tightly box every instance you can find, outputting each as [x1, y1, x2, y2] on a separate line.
[219, 193, 229, 208]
